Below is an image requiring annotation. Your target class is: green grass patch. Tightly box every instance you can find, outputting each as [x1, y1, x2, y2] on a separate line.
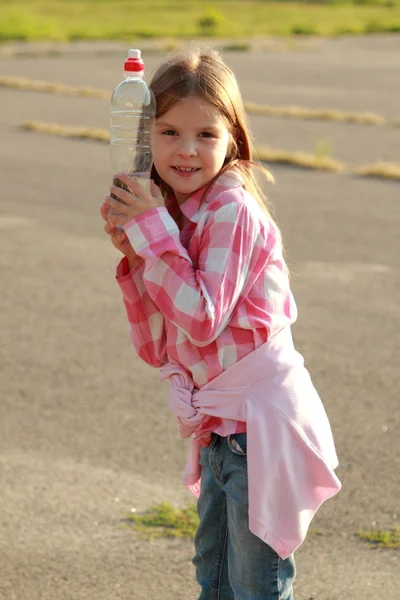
[308, 528, 323, 536]
[1, 0, 400, 42]
[125, 501, 199, 539]
[356, 525, 400, 549]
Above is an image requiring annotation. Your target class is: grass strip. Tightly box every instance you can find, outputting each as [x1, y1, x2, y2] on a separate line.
[21, 121, 400, 181]
[357, 525, 400, 549]
[256, 145, 344, 173]
[244, 102, 386, 126]
[21, 121, 344, 173]
[355, 161, 400, 181]
[125, 502, 199, 539]
[1, 76, 391, 127]
[0, 76, 110, 99]
[22, 121, 109, 141]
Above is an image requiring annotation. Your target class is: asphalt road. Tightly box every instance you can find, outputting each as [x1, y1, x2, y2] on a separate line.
[1, 36, 399, 600]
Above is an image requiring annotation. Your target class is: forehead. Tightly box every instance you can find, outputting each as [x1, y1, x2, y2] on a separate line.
[158, 96, 226, 126]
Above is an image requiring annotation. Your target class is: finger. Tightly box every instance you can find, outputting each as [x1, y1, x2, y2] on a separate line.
[105, 206, 127, 228]
[117, 172, 137, 188]
[113, 233, 127, 246]
[107, 207, 123, 221]
[117, 173, 148, 199]
[109, 220, 126, 239]
[100, 202, 109, 221]
[108, 210, 129, 228]
[104, 221, 127, 243]
[109, 184, 142, 207]
[104, 221, 117, 235]
[104, 215, 123, 233]
[105, 194, 131, 213]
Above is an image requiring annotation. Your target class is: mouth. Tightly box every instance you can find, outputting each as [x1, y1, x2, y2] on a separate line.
[172, 166, 201, 177]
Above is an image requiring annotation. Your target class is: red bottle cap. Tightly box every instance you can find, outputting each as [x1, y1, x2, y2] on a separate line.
[124, 48, 144, 72]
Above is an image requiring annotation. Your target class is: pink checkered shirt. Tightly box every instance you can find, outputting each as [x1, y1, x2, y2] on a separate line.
[116, 170, 298, 438]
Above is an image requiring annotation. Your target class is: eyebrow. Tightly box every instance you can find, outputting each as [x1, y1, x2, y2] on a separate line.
[156, 120, 220, 130]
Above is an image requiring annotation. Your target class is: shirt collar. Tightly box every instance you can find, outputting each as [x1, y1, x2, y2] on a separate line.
[165, 170, 244, 224]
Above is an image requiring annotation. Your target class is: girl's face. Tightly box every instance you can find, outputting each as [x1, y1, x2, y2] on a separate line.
[152, 96, 231, 205]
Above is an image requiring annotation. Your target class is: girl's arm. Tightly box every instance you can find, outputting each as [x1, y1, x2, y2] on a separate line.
[123, 191, 268, 347]
[116, 256, 168, 367]
[101, 203, 168, 367]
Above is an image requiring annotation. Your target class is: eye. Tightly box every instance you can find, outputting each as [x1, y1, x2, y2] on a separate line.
[162, 130, 177, 136]
[200, 132, 215, 138]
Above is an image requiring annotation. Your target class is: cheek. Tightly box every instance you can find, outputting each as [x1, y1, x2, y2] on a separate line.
[151, 138, 167, 169]
[215, 140, 230, 166]
[152, 156, 166, 176]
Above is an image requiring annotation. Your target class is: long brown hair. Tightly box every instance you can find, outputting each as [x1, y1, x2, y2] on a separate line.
[149, 47, 276, 221]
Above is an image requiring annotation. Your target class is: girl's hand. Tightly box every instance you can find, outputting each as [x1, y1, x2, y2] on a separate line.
[105, 173, 164, 228]
[100, 201, 140, 267]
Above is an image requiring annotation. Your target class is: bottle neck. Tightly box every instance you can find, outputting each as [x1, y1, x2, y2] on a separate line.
[123, 70, 144, 80]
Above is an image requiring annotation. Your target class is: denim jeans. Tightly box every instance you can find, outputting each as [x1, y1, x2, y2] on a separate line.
[193, 433, 296, 600]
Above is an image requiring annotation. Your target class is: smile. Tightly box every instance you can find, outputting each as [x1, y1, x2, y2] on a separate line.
[173, 166, 201, 172]
[172, 166, 201, 178]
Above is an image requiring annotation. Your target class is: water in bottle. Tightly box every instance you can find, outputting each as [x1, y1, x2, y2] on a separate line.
[109, 49, 156, 206]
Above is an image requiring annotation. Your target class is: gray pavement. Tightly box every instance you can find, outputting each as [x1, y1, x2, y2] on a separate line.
[0, 36, 399, 599]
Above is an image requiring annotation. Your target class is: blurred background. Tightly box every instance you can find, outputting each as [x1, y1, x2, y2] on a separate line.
[0, 2, 399, 599]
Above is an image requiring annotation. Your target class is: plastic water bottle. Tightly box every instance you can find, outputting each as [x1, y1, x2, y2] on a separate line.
[109, 49, 156, 206]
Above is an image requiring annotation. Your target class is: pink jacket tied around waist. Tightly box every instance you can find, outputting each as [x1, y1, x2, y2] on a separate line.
[158, 326, 341, 559]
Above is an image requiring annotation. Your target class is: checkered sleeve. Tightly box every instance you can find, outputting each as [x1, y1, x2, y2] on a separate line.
[116, 256, 168, 367]
[123, 197, 266, 347]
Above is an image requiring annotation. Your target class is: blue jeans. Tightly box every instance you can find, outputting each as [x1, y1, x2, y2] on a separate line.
[193, 433, 296, 600]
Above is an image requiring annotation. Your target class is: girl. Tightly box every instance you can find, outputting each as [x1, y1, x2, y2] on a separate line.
[102, 48, 341, 600]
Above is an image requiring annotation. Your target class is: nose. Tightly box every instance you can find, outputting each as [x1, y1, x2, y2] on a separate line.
[177, 138, 197, 158]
